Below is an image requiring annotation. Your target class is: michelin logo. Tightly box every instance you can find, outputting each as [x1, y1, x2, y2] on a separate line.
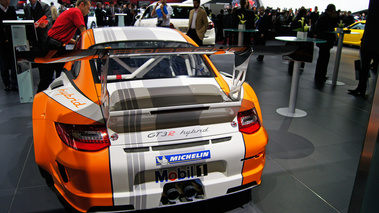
[156, 150, 211, 166]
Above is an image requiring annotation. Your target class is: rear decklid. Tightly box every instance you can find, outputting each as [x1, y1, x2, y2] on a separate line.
[104, 77, 242, 145]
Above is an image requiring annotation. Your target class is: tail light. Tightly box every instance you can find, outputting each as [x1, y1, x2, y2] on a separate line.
[169, 22, 175, 29]
[55, 123, 110, 151]
[208, 21, 214, 30]
[237, 108, 261, 134]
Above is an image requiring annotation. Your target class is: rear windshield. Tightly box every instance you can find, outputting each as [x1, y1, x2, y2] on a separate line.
[143, 5, 192, 19]
[90, 41, 214, 81]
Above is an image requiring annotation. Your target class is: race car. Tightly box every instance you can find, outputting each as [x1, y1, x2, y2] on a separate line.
[29, 27, 268, 212]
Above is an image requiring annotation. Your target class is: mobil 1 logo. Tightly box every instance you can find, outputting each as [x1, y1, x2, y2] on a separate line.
[155, 164, 208, 183]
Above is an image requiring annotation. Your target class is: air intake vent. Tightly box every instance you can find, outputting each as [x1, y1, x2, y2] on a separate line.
[50, 80, 64, 90]
[124, 147, 150, 153]
[152, 140, 209, 151]
[211, 136, 232, 144]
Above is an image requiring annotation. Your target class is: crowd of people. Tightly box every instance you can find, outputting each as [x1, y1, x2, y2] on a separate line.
[93, 1, 139, 27]
[211, 4, 366, 45]
[0, 0, 373, 96]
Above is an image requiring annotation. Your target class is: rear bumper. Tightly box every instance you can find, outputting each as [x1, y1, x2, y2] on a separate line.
[37, 121, 267, 212]
[108, 130, 267, 210]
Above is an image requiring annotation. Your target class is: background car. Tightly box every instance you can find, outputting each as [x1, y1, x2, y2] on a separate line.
[338, 20, 365, 46]
[86, 9, 97, 29]
[29, 27, 267, 212]
[134, 3, 216, 45]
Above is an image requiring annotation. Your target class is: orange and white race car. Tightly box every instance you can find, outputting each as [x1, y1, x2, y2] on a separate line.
[29, 27, 269, 212]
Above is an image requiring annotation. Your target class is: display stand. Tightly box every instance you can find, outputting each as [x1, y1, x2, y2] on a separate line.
[325, 31, 360, 86]
[223, 28, 258, 46]
[275, 36, 326, 118]
[116, 13, 127, 26]
[3, 20, 35, 103]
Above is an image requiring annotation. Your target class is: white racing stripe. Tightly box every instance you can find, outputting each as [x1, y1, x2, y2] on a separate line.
[93, 27, 187, 44]
[44, 74, 104, 123]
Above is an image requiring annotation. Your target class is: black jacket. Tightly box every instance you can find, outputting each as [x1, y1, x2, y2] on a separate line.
[24, 1, 52, 49]
[314, 12, 337, 48]
[95, 8, 105, 26]
[0, 6, 17, 52]
[256, 14, 269, 36]
[361, 0, 379, 53]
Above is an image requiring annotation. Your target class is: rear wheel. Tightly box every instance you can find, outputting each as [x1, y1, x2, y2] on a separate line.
[90, 21, 96, 29]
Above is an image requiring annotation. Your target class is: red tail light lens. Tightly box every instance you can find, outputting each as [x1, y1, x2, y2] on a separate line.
[169, 22, 175, 29]
[237, 108, 261, 134]
[208, 21, 214, 30]
[55, 123, 110, 151]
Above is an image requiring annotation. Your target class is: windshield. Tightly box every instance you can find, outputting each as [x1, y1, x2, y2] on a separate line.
[350, 22, 365, 30]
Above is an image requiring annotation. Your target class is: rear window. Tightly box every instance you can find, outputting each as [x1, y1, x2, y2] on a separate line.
[142, 5, 192, 19]
[90, 41, 214, 81]
[107, 54, 213, 80]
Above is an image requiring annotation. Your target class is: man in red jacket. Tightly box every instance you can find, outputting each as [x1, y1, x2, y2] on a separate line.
[46, 0, 90, 49]
[36, 0, 90, 93]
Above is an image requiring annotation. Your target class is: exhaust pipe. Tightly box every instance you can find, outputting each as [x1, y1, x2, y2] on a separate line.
[182, 184, 197, 200]
[166, 187, 180, 203]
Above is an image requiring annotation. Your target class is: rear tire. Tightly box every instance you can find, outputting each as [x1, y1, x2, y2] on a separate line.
[38, 166, 54, 187]
[91, 22, 96, 29]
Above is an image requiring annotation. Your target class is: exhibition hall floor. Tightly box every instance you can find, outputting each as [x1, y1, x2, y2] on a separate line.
[0, 41, 374, 213]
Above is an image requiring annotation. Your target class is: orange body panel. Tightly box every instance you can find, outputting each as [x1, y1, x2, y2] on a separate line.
[53, 144, 113, 212]
[240, 83, 268, 185]
[205, 56, 231, 95]
[241, 82, 264, 121]
[33, 93, 113, 212]
[76, 29, 96, 49]
[71, 60, 101, 104]
[241, 128, 268, 185]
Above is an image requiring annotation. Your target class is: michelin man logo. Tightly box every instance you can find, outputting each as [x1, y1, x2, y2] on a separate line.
[156, 156, 169, 165]
[156, 150, 211, 166]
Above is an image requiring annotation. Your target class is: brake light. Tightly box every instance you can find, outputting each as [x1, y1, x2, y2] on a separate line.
[237, 108, 261, 134]
[208, 21, 214, 30]
[55, 123, 110, 151]
[169, 22, 175, 29]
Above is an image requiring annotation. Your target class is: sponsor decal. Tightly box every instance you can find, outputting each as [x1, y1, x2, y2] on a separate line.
[180, 127, 209, 137]
[148, 131, 176, 138]
[155, 164, 208, 183]
[231, 121, 237, 127]
[147, 127, 209, 138]
[55, 88, 86, 108]
[156, 150, 211, 166]
[110, 133, 118, 141]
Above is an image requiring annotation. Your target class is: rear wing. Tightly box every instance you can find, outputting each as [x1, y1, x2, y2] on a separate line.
[16, 43, 313, 101]
[16, 44, 313, 64]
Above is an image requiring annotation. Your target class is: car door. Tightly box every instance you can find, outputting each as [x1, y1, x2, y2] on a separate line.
[344, 22, 365, 46]
[134, 5, 156, 27]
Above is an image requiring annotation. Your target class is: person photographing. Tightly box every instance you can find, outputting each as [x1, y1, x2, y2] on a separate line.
[151, 0, 172, 27]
